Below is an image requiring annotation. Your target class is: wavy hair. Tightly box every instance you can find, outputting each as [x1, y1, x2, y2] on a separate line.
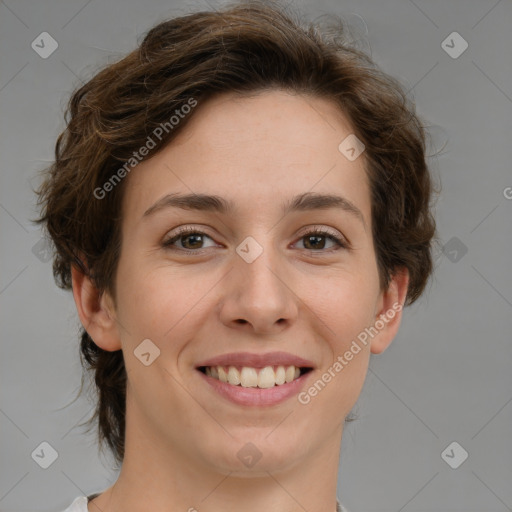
[36, 0, 439, 467]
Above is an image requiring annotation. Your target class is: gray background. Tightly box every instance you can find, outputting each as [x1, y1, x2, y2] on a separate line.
[1, 0, 511, 511]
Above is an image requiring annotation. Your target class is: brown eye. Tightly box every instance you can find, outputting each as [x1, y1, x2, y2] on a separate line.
[163, 227, 217, 253]
[179, 233, 205, 250]
[296, 228, 347, 251]
[303, 234, 329, 250]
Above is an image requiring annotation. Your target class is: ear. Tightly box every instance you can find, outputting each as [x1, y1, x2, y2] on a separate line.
[370, 267, 409, 355]
[71, 264, 122, 351]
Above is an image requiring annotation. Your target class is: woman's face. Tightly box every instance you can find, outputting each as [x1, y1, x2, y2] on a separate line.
[101, 89, 406, 474]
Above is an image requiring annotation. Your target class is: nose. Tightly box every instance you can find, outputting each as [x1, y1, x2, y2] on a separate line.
[218, 239, 299, 335]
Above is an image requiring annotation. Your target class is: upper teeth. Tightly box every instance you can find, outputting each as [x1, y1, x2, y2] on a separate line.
[205, 365, 301, 388]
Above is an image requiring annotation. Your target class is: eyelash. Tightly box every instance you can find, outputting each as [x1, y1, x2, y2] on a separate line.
[162, 225, 348, 255]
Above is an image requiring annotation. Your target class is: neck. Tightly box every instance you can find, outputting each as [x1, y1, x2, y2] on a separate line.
[89, 405, 344, 512]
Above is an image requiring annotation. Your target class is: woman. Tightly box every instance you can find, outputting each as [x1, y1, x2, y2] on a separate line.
[36, 1, 437, 511]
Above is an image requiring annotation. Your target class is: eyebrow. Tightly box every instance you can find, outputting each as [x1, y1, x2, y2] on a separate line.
[143, 191, 366, 228]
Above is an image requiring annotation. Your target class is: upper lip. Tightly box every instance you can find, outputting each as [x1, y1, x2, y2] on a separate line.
[196, 351, 315, 369]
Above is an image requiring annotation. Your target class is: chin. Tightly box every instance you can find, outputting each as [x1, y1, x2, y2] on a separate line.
[202, 431, 308, 476]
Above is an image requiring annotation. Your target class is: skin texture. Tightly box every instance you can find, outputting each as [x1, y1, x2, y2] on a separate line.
[72, 90, 409, 512]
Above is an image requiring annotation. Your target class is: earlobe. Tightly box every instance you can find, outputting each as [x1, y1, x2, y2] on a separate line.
[370, 267, 409, 355]
[71, 265, 122, 352]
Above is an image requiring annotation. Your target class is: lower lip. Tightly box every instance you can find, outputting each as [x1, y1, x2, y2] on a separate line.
[197, 369, 312, 406]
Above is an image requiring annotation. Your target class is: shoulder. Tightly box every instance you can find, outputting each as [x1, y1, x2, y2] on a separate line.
[61, 496, 351, 512]
[58, 496, 88, 512]
[337, 501, 351, 512]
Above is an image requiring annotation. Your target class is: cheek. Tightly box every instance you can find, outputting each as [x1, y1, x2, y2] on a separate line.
[302, 265, 379, 337]
[300, 272, 376, 407]
[114, 256, 216, 350]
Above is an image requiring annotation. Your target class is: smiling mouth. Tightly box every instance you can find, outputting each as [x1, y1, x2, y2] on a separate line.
[197, 365, 313, 388]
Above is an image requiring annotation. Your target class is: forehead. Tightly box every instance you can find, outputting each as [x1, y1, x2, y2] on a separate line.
[121, 90, 371, 227]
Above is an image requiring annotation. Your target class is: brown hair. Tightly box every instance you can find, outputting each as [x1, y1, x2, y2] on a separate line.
[36, 0, 439, 468]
